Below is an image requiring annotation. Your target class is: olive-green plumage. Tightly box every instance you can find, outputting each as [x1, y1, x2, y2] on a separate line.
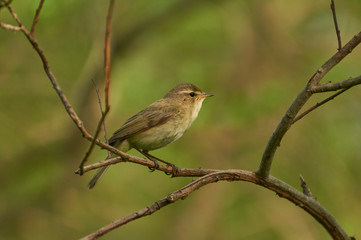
[88, 83, 213, 189]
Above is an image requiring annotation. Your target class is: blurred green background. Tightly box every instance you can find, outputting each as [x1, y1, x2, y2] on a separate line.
[1, 0, 361, 239]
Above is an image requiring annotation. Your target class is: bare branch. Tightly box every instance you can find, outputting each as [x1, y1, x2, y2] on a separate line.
[75, 156, 123, 174]
[78, 108, 110, 175]
[290, 75, 361, 125]
[30, 0, 45, 36]
[3, 3, 92, 140]
[5, 4, 22, 26]
[0, 21, 21, 31]
[256, 32, 361, 178]
[291, 75, 361, 125]
[311, 75, 361, 93]
[78, 0, 115, 174]
[291, 87, 350, 125]
[92, 79, 110, 144]
[75, 154, 217, 177]
[80, 170, 350, 240]
[330, 0, 342, 50]
[104, 0, 114, 109]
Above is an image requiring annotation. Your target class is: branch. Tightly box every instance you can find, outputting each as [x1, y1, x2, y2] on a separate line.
[3, 3, 93, 140]
[330, 0, 342, 50]
[256, 32, 361, 178]
[291, 75, 361, 125]
[311, 75, 361, 93]
[30, 0, 44, 36]
[0, 21, 21, 31]
[104, 0, 113, 109]
[78, 107, 110, 175]
[291, 87, 350, 125]
[4, 3, 22, 26]
[80, 170, 350, 240]
[92, 79, 110, 145]
[78, 0, 114, 174]
[76, 154, 218, 177]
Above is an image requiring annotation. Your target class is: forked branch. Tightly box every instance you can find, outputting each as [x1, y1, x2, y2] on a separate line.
[257, 32, 361, 178]
[291, 87, 350, 125]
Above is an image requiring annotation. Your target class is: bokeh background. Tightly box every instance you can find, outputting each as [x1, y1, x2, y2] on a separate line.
[1, 0, 361, 239]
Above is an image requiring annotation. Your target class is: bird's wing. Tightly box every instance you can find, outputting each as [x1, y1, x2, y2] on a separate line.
[108, 101, 179, 146]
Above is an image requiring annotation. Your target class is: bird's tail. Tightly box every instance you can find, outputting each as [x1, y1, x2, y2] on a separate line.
[87, 140, 130, 189]
[87, 165, 109, 189]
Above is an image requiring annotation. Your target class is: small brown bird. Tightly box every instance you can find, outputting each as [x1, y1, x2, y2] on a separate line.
[88, 83, 213, 189]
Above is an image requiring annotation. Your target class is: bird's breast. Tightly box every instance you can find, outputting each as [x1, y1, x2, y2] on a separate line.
[128, 115, 187, 151]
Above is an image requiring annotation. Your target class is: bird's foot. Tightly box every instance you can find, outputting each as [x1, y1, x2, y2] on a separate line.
[134, 148, 178, 175]
[148, 158, 159, 172]
[164, 162, 179, 177]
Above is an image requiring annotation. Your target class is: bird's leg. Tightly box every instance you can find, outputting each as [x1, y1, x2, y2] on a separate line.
[134, 147, 159, 172]
[134, 148, 179, 176]
[142, 151, 179, 177]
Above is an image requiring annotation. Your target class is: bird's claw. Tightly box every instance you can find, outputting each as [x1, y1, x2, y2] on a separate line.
[164, 163, 179, 177]
[148, 159, 159, 172]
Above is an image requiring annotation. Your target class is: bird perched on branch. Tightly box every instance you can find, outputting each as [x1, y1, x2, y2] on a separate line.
[88, 83, 213, 189]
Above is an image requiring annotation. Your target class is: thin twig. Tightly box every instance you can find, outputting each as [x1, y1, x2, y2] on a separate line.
[78, 107, 110, 175]
[311, 75, 361, 93]
[104, 0, 114, 109]
[30, 0, 45, 36]
[291, 87, 350, 125]
[330, 0, 342, 51]
[92, 79, 110, 144]
[80, 171, 350, 240]
[75, 154, 217, 177]
[103, 0, 114, 158]
[92, 78, 111, 159]
[300, 175, 315, 199]
[257, 32, 361, 178]
[75, 156, 123, 174]
[77, 0, 115, 174]
[0, 21, 21, 31]
[6, 4, 23, 26]
[4, 4, 92, 140]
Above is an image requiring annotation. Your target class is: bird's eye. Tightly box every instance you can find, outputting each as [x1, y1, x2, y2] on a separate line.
[189, 92, 195, 97]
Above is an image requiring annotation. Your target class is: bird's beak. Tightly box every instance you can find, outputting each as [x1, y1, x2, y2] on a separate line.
[202, 92, 214, 98]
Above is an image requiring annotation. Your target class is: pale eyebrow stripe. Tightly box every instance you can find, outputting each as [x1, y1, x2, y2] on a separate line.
[178, 90, 200, 94]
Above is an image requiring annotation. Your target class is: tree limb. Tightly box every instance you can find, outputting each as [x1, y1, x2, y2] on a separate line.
[257, 32, 361, 178]
[80, 170, 350, 240]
